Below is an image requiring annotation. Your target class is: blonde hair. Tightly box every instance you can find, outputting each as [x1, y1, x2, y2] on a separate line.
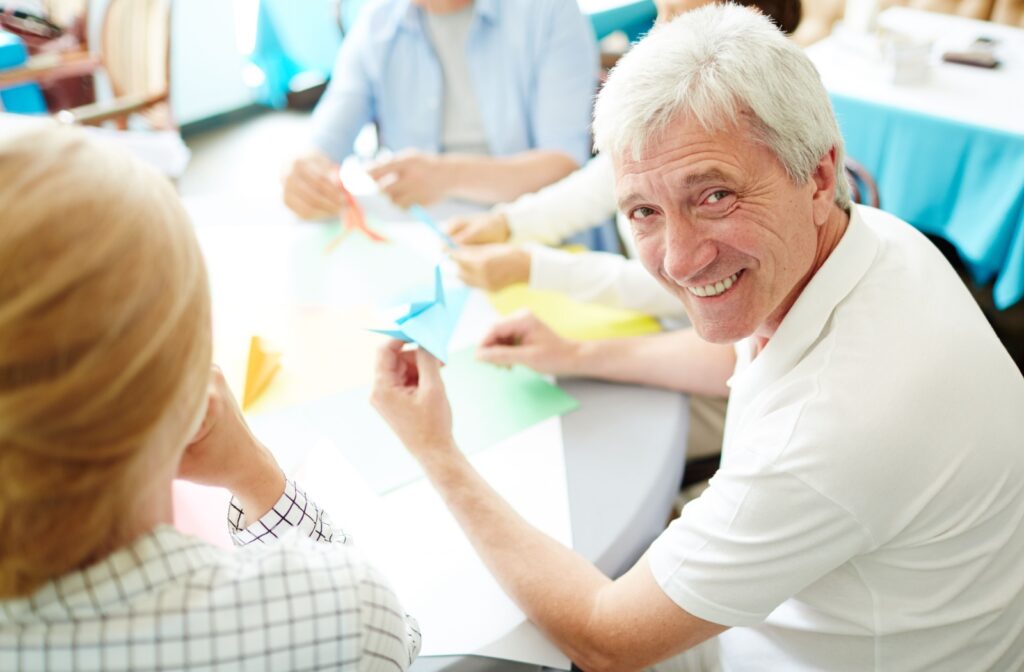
[0, 128, 212, 598]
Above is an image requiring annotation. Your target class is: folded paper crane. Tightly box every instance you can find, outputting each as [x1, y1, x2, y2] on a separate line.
[325, 174, 387, 252]
[370, 267, 458, 363]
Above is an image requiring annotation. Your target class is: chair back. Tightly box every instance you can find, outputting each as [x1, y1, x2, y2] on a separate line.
[844, 157, 881, 208]
[100, 0, 170, 100]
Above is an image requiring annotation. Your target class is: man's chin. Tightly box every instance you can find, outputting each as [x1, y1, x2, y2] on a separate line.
[690, 318, 751, 345]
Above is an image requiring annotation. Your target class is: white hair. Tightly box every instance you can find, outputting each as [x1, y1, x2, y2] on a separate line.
[593, 4, 851, 209]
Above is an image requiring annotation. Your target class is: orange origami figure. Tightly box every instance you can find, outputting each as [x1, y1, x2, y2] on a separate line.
[325, 174, 387, 252]
[242, 336, 282, 411]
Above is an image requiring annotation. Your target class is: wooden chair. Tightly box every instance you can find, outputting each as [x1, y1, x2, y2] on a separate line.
[0, 0, 172, 129]
[844, 156, 881, 208]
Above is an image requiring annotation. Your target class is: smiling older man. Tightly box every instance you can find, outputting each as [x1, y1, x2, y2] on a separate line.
[370, 5, 1024, 670]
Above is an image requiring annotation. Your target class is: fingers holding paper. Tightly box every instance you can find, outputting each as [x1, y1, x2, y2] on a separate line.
[368, 149, 450, 209]
[450, 244, 531, 292]
[282, 151, 347, 220]
[445, 211, 511, 246]
[477, 310, 582, 376]
[371, 340, 457, 457]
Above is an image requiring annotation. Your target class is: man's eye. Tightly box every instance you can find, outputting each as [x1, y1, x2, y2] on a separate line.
[706, 190, 731, 205]
[631, 206, 656, 220]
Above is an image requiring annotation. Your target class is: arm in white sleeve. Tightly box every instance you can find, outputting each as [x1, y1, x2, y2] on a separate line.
[528, 245, 687, 319]
[503, 153, 618, 245]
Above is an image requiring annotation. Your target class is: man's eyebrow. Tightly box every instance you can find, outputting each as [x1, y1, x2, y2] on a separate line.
[682, 169, 733, 189]
[616, 169, 735, 209]
[616, 191, 644, 210]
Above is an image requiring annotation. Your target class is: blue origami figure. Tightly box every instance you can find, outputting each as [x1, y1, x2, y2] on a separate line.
[371, 266, 462, 363]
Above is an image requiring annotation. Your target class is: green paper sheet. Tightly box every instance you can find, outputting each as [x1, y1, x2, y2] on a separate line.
[249, 347, 579, 494]
[443, 348, 579, 451]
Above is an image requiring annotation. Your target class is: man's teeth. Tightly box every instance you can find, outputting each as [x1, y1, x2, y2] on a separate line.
[687, 272, 739, 298]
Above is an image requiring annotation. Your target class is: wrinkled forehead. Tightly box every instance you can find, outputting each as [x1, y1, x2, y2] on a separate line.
[611, 107, 762, 167]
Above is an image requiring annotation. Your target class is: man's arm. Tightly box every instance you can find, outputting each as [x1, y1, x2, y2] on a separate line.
[477, 312, 735, 397]
[440, 150, 580, 204]
[529, 0, 599, 168]
[445, 154, 618, 246]
[308, 15, 376, 164]
[527, 247, 688, 318]
[371, 344, 726, 671]
[367, 149, 579, 208]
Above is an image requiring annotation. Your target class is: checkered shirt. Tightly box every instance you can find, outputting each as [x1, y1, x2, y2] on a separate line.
[0, 480, 421, 671]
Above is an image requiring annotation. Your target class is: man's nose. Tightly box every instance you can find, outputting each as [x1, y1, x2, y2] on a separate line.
[661, 216, 715, 284]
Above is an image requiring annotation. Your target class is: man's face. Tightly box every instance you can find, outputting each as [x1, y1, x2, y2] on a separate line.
[615, 113, 823, 344]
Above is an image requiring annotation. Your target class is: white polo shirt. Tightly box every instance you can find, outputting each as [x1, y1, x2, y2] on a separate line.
[648, 206, 1024, 670]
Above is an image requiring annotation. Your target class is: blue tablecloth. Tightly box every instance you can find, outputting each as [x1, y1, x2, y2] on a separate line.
[0, 31, 47, 114]
[251, 0, 345, 107]
[832, 93, 1024, 309]
[587, 0, 656, 41]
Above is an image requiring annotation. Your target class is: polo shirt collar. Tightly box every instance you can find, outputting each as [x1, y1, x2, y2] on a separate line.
[730, 205, 880, 393]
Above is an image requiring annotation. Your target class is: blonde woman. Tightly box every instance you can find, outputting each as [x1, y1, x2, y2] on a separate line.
[0, 128, 420, 671]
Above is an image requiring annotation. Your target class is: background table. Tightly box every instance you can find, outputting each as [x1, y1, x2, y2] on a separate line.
[183, 192, 688, 670]
[807, 8, 1024, 309]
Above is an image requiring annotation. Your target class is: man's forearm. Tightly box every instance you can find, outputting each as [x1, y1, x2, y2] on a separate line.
[569, 329, 735, 397]
[417, 442, 721, 670]
[441, 151, 579, 204]
[418, 444, 615, 661]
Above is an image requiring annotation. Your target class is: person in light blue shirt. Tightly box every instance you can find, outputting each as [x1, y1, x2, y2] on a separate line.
[283, 0, 599, 220]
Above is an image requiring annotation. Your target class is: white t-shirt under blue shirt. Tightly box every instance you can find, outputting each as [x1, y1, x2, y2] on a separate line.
[648, 205, 1024, 670]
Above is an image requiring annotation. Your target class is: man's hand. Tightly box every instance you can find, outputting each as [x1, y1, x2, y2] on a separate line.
[477, 310, 583, 376]
[371, 341, 457, 462]
[178, 367, 285, 520]
[282, 151, 346, 220]
[446, 211, 511, 245]
[367, 149, 451, 209]
[450, 244, 531, 292]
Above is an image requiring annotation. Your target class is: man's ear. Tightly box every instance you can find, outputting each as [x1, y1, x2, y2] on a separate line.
[810, 146, 838, 227]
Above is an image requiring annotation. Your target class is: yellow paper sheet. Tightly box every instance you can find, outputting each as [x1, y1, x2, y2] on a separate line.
[488, 284, 661, 340]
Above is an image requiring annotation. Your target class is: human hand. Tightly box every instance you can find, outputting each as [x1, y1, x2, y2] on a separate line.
[370, 340, 457, 460]
[282, 151, 346, 220]
[178, 367, 285, 519]
[450, 244, 531, 292]
[367, 149, 451, 209]
[445, 211, 511, 245]
[477, 310, 582, 375]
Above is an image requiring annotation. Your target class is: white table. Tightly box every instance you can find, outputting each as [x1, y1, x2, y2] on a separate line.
[181, 190, 688, 670]
[807, 8, 1024, 135]
[806, 8, 1024, 311]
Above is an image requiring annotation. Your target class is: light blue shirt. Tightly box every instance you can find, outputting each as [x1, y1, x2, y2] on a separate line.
[310, 0, 599, 167]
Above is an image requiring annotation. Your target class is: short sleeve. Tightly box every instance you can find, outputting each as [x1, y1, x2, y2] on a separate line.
[648, 463, 874, 627]
[528, 0, 599, 166]
[310, 11, 377, 163]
